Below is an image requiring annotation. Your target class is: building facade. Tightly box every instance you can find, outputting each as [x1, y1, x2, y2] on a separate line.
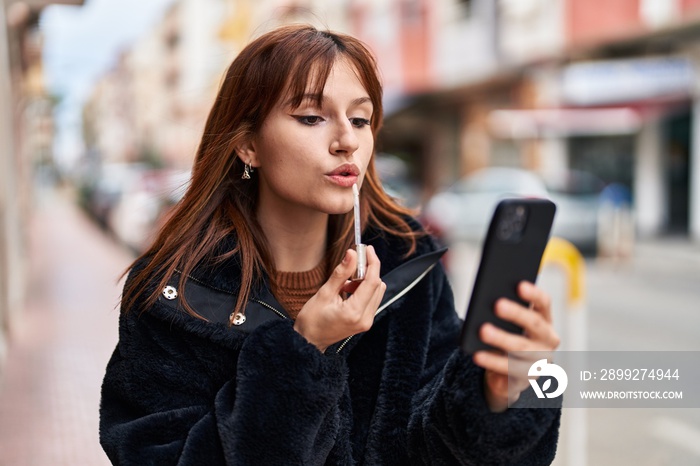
[375, 0, 700, 242]
[79, 0, 700, 246]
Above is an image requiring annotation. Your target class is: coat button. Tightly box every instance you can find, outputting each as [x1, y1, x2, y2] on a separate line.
[230, 312, 246, 326]
[162, 285, 178, 300]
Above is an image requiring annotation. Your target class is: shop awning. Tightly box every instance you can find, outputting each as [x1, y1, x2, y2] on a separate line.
[488, 108, 643, 138]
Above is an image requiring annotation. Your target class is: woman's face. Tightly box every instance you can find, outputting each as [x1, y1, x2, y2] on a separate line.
[248, 58, 375, 219]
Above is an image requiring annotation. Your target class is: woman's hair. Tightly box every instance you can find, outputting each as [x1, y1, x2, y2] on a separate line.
[122, 24, 422, 320]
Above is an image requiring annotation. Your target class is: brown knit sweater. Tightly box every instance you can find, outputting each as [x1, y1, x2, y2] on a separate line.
[272, 259, 329, 320]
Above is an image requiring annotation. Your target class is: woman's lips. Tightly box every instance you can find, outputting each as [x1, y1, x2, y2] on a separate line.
[326, 174, 358, 187]
[327, 163, 360, 176]
[326, 163, 360, 187]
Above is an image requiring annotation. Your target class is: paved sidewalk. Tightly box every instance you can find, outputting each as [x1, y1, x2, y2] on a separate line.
[0, 192, 135, 465]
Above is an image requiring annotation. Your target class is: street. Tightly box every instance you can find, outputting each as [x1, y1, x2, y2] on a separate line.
[583, 242, 700, 466]
[586, 241, 700, 352]
[0, 191, 132, 465]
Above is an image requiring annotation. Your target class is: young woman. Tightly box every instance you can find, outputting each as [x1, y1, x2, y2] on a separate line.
[99, 24, 561, 465]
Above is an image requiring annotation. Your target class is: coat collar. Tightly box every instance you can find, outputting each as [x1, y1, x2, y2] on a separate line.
[166, 221, 446, 334]
[186, 219, 440, 295]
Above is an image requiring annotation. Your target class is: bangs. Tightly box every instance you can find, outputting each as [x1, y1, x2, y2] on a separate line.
[280, 38, 383, 133]
[241, 26, 382, 134]
[283, 43, 338, 110]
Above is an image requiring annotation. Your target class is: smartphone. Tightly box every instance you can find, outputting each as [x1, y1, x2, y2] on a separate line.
[459, 198, 556, 355]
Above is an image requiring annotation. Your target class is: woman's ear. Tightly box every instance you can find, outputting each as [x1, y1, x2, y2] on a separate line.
[235, 138, 259, 168]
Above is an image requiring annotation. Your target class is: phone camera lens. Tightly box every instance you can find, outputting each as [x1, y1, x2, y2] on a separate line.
[496, 203, 529, 242]
[497, 220, 514, 241]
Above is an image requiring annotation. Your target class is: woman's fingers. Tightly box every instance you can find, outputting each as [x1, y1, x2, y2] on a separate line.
[294, 246, 386, 351]
[477, 284, 559, 360]
[368, 279, 387, 317]
[480, 323, 538, 354]
[473, 351, 530, 389]
[324, 249, 357, 294]
[518, 281, 552, 323]
[317, 245, 384, 330]
[477, 283, 559, 411]
[342, 245, 384, 330]
[477, 325, 555, 380]
[345, 245, 382, 304]
[494, 299, 560, 348]
[340, 280, 360, 294]
[473, 349, 508, 375]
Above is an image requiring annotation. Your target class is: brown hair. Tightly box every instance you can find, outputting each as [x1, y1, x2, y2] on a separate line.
[122, 24, 421, 321]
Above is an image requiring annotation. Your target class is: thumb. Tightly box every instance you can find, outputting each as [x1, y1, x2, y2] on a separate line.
[325, 249, 357, 293]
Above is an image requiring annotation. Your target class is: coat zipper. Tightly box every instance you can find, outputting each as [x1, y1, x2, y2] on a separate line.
[253, 298, 288, 320]
[336, 336, 353, 353]
[253, 297, 352, 353]
[252, 297, 356, 355]
[335, 260, 440, 354]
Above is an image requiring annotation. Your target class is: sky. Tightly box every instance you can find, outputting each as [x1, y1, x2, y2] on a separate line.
[40, 0, 174, 169]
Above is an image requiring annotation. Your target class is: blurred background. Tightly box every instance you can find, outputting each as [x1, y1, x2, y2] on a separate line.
[1, 0, 700, 464]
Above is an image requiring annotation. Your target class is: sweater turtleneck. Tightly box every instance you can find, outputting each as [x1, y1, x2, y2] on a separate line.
[272, 259, 329, 320]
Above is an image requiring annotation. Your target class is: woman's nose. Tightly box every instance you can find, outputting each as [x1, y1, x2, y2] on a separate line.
[331, 120, 359, 155]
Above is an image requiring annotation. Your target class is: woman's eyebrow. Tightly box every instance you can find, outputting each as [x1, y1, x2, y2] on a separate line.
[351, 96, 372, 107]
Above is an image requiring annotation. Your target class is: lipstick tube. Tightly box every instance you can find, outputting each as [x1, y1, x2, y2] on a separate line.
[353, 243, 367, 281]
[352, 183, 366, 282]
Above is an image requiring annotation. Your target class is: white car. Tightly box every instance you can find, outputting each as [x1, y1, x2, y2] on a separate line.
[423, 167, 603, 254]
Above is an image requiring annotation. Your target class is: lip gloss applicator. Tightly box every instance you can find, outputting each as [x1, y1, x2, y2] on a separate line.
[352, 183, 367, 281]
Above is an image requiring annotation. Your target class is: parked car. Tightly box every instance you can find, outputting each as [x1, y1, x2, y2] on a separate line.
[112, 168, 192, 252]
[80, 162, 191, 253]
[422, 167, 604, 255]
[423, 167, 549, 243]
[81, 162, 148, 231]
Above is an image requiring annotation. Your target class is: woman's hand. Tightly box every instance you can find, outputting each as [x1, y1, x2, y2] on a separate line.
[472, 282, 560, 412]
[293, 246, 386, 352]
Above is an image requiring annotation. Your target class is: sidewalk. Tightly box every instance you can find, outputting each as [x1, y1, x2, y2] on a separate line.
[0, 192, 135, 465]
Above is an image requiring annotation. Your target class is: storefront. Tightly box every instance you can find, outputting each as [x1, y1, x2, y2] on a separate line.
[558, 55, 697, 239]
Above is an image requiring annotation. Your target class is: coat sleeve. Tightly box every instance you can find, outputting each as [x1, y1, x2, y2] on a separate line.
[99, 305, 348, 466]
[407, 266, 561, 466]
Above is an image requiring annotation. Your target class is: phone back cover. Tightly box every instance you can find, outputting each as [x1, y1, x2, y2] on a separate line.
[459, 198, 556, 354]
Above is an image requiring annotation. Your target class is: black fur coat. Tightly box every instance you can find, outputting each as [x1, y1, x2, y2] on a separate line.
[99, 227, 560, 465]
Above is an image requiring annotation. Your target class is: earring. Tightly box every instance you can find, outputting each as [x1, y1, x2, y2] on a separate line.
[242, 163, 252, 180]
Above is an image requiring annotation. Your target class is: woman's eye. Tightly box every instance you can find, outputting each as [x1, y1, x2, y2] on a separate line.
[351, 118, 371, 128]
[295, 115, 323, 126]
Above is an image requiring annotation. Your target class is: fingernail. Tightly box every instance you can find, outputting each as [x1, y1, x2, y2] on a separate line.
[342, 250, 351, 264]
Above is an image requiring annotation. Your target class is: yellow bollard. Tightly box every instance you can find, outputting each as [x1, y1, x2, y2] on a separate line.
[542, 236, 586, 308]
